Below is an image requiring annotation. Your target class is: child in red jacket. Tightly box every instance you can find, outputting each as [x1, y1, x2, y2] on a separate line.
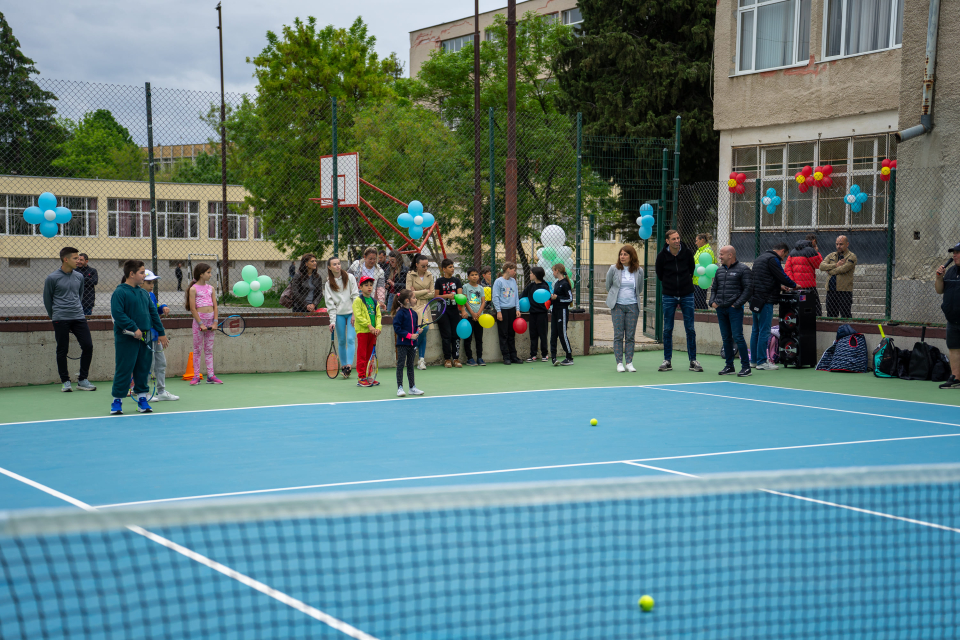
[785, 235, 823, 315]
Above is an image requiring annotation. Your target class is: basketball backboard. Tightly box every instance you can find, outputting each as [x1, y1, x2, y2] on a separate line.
[319, 152, 360, 207]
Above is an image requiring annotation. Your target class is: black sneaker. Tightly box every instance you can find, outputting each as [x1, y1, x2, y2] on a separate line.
[560, 358, 574, 366]
[512, 357, 525, 364]
[718, 365, 737, 375]
[737, 367, 752, 377]
[939, 376, 960, 389]
[503, 359, 512, 365]
[525, 357, 537, 363]
[552, 357, 558, 366]
[541, 356, 550, 362]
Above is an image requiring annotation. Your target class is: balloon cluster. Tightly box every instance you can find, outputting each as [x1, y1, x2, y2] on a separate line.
[637, 203, 655, 241]
[232, 265, 274, 307]
[397, 200, 435, 240]
[23, 192, 73, 238]
[727, 173, 746, 194]
[795, 165, 833, 193]
[761, 188, 782, 215]
[844, 185, 869, 212]
[536, 225, 572, 285]
[695, 252, 719, 290]
[880, 159, 897, 182]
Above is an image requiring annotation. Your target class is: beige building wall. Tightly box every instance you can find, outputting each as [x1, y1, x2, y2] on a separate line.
[409, 0, 579, 78]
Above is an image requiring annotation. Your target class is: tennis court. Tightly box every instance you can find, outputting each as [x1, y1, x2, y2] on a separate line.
[2, 352, 959, 638]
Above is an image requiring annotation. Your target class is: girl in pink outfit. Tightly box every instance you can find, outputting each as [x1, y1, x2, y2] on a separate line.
[186, 263, 222, 384]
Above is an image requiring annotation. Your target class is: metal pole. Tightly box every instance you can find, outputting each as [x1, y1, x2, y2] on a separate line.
[589, 213, 595, 346]
[656, 148, 668, 342]
[575, 112, 582, 308]
[216, 3, 229, 288]
[754, 177, 761, 261]
[671, 115, 681, 230]
[145, 82, 158, 277]
[885, 168, 896, 319]
[504, 0, 518, 262]
[489, 107, 496, 275]
[332, 97, 339, 257]
[473, 0, 483, 268]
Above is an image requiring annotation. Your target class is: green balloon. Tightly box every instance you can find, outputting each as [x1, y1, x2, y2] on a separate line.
[257, 275, 273, 292]
[454, 293, 467, 305]
[698, 252, 713, 268]
[247, 290, 265, 307]
[542, 247, 557, 262]
[697, 275, 711, 289]
[233, 281, 251, 297]
[705, 264, 719, 277]
[241, 264, 258, 283]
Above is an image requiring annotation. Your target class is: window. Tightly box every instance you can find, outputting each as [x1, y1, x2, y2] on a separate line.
[824, 0, 903, 58]
[8, 258, 29, 267]
[0, 194, 37, 235]
[0, 194, 97, 236]
[562, 8, 583, 25]
[485, 29, 498, 42]
[208, 201, 248, 240]
[159, 200, 199, 238]
[109, 199, 198, 238]
[252, 215, 265, 240]
[264, 261, 281, 269]
[737, 0, 811, 73]
[60, 197, 98, 237]
[441, 35, 473, 53]
[538, 13, 559, 24]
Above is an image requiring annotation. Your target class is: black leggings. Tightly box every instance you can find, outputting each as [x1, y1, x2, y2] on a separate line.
[497, 308, 518, 360]
[53, 318, 93, 382]
[528, 312, 548, 358]
[437, 312, 461, 361]
[396, 344, 416, 387]
[551, 307, 573, 358]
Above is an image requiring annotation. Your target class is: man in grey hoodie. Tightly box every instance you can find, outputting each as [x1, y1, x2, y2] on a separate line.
[43, 247, 96, 392]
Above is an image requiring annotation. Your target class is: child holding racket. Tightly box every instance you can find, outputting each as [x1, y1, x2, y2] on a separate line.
[392, 290, 425, 397]
[353, 276, 382, 387]
[186, 262, 222, 385]
[140, 271, 178, 401]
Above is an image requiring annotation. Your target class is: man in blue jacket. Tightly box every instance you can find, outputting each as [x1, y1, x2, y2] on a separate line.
[711, 246, 753, 377]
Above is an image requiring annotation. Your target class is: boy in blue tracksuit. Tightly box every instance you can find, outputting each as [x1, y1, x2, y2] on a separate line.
[393, 290, 425, 397]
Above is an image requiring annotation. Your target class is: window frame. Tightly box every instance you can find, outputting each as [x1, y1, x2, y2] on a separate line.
[820, 0, 903, 62]
[0, 194, 98, 237]
[440, 34, 473, 53]
[734, 0, 810, 76]
[108, 198, 199, 239]
[208, 201, 249, 241]
[562, 8, 583, 26]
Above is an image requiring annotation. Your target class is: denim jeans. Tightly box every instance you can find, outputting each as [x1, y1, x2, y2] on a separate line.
[417, 324, 429, 358]
[749, 303, 774, 365]
[662, 293, 697, 362]
[335, 313, 357, 366]
[717, 306, 749, 368]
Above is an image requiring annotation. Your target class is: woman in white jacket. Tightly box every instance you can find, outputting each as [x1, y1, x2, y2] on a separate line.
[324, 257, 360, 378]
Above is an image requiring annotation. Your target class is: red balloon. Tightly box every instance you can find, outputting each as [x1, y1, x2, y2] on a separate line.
[798, 183, 809, 193]
[801, 165, 813, 177]
[736, 173, 746, 183]
[729, 172, 738, 179]
[891, 159, 897, 168]
[513, 317, 528, 334]
[822, 165, 833, 176]
[735, 184, 746, 194]
[545, 299, 552, 310]
[821, 176, 833, 188]
[881, 159, 891, 168]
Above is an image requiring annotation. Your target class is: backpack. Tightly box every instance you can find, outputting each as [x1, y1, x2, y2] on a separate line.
[829, 333, 869, 373]
[895, 347, 913, 379]
[931, 349, 952, 382]
[902, 327, 934, 381]
[873, 336, 898, 378]
[767, 328, 780, 364]
[816, 343, 836, 371]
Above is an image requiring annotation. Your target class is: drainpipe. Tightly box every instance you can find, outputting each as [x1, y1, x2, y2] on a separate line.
[896, 0, 941, 142]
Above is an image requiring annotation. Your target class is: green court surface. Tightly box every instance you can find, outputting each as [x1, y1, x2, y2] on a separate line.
[2, 350, 957, 424]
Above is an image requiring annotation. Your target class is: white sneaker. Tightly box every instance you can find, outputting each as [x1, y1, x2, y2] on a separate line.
[617, 362, 626, 373]
[625, 363, 637, 372]
[153, 390, 180, 401]
[397, 387, 406, 397]
[409, 386, 425, 396]
[417, 358, 427, 370]
[757, 362, 779, 370]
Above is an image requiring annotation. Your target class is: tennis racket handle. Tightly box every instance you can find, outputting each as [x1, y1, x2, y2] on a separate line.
[122, 329, 140, 338]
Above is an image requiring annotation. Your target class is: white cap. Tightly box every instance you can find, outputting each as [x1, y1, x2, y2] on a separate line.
[144, 269, 160, 281]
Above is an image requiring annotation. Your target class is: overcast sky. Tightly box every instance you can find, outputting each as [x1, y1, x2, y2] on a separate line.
[5, 0, 509, 94]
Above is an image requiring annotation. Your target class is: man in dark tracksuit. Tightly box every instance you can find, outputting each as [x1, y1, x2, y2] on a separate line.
[110, 260, 167, 415]
[655, 230, 701, 372]
[711, 245, 753, 377]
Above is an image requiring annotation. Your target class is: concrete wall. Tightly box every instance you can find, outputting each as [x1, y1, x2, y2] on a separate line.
[0, 314, 590, 387]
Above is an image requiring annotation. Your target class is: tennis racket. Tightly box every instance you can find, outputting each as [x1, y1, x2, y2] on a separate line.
[326, 330, 340, 379]
[365, 343, 379, 386]
[122, 329, 167, 353]
[419, 297, 448, 328]
[66, 337, 82, 361]
[215, 315, 245, 337]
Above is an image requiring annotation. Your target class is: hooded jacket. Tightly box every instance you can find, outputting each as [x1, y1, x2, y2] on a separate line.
[784, 241, 822, 289]
[655, 242, 695, 297]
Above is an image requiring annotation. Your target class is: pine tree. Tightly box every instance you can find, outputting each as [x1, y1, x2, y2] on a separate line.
[0, 11, 66, 176]
[553, 0, 719, 183]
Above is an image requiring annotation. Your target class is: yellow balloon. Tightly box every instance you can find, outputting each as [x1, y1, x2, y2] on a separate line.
[484, 286, 492, 301]
[478, 313, 495, 329]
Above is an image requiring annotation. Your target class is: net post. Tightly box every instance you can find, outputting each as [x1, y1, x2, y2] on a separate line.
[589, 213, 595, 346]
[332, 97, 339, 258]
[145, 82, 158, 277]
[656, 148, 669, 342]
[885, 167, 896, 319]
[575, 112, 583, 309]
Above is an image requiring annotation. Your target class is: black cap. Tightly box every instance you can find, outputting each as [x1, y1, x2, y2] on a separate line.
[950, 242, 960, 253]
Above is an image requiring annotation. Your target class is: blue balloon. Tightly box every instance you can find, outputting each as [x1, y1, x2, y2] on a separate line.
[23, 206, 44, 224]
[54, 206, 72, 224]
[518, 297, 531, 313]
[851, 203, 862, 213]
[856, 192, 868, 203]
[397, 212, 413, 227]
[766, 205, 776, 214]
[408, 225, 423, 239]
[420, 212, 435, 227]
[766, 188, 776, 198]
[640, 214, 654, 227]
[456, 318, 473, 340]
[850, 185, 861, 195]
[408, 200, 424, 216]
[39, 221, 59, 238]
[532, 288, 550, 304]
[772, 196, 782, 206]
[38, 192, 57, 211]
[639, 227, 652, 240]
[639, 203, 653, 214]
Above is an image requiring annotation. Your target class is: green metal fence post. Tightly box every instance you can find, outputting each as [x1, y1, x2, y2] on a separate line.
[589, 213, 595, 346]
[575, 112, 582, 308]
[754, 177, 761, 261]
[332, 97, 339, 258]
[144, 82, 158, 277]
[885, 168, 896, 319]
[489, 107, 496, 275]
[671, 116, 681, 230]
[655, 148, 669, 342]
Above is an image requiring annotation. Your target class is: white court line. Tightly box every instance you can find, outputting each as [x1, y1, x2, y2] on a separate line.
[96, 431, 960, 509]
[717, 380, 960, 409]
[621, 461, 960, 534]
[0, 465, 379, 640]
[0, 381, 719, 428]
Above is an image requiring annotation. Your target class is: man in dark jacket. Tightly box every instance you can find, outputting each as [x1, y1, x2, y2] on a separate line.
[175, 262, 184, 291]
[75, 253, 98, 315]
[749, 243, 796, 370]
[711, 245, 753, 377]
[935, 242, 960, 388]
[655, 230, 701, 372]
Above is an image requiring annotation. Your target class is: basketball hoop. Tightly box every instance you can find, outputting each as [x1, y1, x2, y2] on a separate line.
[318, 152, 359, 208]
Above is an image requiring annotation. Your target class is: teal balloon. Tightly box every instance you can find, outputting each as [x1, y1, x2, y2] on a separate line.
[408, 225, 423, 239]
[641, 215, 654, 227]
[257, 275, 273, 292]
[519, 297, 531, 313]
[639, 227, 652, 240]
[705, 264, 719, 277]
[54, 206, 72, 224]
[850, 185, 860, 195]
[39, 221, 59, 238]
[772, 196, 782, 206]
[247, 290, 265, 307]
[766, 205, 777, 214]
[856, 192, 868, 203]
[241, 265, 258, 283]
[542, 247, 557, 262]
[421, 212, 435, 227]
[456, 318, 473, 339]
[398, 212, 413, 227]
[408, 200, 423, 216]
[639, 203, 653, 214]
[233, 281, 251, 297]
[766, 188, 776, 198]
[698, 252, 714, 267]
[851, 203, 862, 213]
[532, 288, 550, 304]
[23, 206, 43, 224]
[697, 276, 711, 289]
[38, 192, 57, 211]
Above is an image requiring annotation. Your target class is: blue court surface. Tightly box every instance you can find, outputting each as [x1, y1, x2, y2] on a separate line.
[2, 381, 959, 639]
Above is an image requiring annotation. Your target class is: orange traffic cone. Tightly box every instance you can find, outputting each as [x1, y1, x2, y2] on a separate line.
[182, 351, 203, 381]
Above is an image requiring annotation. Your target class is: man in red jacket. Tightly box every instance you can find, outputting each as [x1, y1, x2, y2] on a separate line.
[785, 234, 823, 316]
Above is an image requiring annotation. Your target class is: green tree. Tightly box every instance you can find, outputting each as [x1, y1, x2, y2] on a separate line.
[553, 0, 718, 184]
[0, 11, 67, 176]
[53, 109, 145, 180]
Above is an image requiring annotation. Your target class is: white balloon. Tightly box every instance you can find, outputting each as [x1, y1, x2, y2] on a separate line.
[540, 224, 566, 247]
[761, 197, 772, 206]
[557, 246, 573, 259]
[44, 210, 56, 221]
[249, 280, 261, 291]
[414, 215, 423, 225]
[696, 266, 706, 276]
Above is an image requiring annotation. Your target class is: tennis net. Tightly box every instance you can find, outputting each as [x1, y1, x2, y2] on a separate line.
[2, 465, 959, 639]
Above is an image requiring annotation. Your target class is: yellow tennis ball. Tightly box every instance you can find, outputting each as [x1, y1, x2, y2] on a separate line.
[590, 418, 598, 426]
[639, 595, 654, 612]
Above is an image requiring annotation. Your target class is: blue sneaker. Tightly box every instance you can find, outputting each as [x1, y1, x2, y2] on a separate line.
[110, 399, 123, 415]
[136, 396, 153, 413]
[466, 358, 477, 366]
[477, 358, 486, 366]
